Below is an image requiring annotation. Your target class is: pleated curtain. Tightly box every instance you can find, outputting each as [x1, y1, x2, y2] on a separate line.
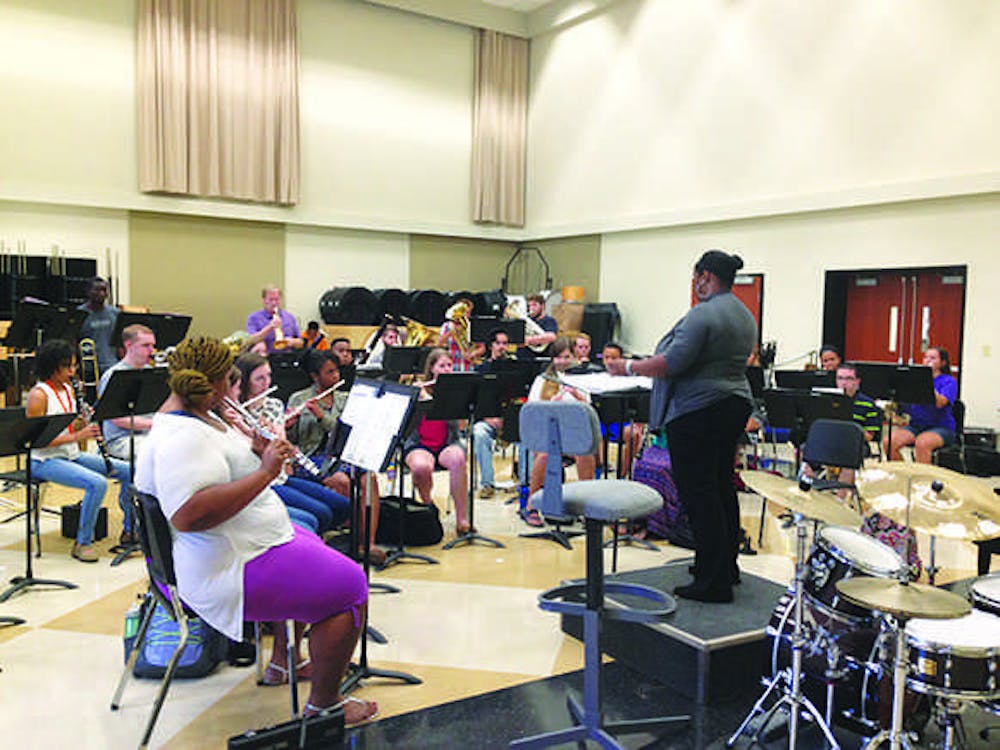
[137, 0, 300, 206]
[471, 30, 529, 228]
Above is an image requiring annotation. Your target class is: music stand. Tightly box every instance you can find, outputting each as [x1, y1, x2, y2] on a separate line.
[762, 388, 854, 461]
[338, 378, 423, 695]
[746, 366, 765, 399]
[110, 311, 191, 350]
[92, 368, 170, 565]
[382, 347, 429, 377]
[470, 317, 525, 346]
[774, 369, 835, 390]
[854, 363, 936, 461]
[429, 373, 505, 550]
[2, 301, 86, 407]
[0, 412, 78, 603]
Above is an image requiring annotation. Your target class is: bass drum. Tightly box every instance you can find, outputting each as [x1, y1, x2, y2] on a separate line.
[319, 287, 380, 325]
[407, 290, 446, 326]
[372, 288, 410, 321]
[767, 593, 929, 734]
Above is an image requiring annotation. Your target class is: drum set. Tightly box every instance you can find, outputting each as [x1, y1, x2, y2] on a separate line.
[728, 462, 1000, 749]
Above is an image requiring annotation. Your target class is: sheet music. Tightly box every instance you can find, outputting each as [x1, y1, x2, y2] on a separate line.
[562, 371, 652, 394]
[340, 383, 412, 473]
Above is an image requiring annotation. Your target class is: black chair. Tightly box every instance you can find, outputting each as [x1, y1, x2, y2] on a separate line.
[932, 398, 967, 472]
[510, 402, 689, 749]
[111, 491, 297, 749]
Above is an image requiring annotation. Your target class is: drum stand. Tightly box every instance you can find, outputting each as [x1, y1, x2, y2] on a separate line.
[931, 697, 968, 750]
[729, 512, 841, 750]
[862, 613, 916, 750]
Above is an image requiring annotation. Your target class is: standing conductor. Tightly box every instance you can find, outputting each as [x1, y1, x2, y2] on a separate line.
[606, 250, 756, 602]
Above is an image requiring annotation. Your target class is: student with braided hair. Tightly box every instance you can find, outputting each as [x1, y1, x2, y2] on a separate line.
[135, 337, 377, 724]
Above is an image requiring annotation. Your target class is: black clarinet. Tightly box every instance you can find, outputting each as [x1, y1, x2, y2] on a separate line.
[72, 378, 115, 475]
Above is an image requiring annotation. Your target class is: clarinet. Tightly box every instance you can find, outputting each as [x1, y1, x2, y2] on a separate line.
[72, 378, 115, 475]
[222, 396, 322, 478]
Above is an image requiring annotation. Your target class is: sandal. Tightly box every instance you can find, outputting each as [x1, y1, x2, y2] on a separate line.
[519, 508, 544, 528]
[305, 696, 379, 726]
[261, 660, 312, 686]
[455, 521, 473, 536]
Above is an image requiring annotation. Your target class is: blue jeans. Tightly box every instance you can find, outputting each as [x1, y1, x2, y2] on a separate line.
[31, 453, 132, 545]
[275, 477, 351, 532]
[472, 421, 496, 488]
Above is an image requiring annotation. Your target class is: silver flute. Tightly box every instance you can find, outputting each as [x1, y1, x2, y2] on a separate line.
[222, 396, 322, 477]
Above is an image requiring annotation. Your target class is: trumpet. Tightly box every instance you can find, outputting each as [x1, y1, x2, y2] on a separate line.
[222, 396, 322, 477]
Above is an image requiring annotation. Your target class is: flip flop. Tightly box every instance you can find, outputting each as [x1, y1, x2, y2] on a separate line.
[305, 696, 379, 726]
[261, 660, 312, 686]
[519, 508, 544, 528]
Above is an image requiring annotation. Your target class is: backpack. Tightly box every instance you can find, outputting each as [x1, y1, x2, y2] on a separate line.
[632, 445, 696, 548]
[375, 495, 444, 547]
[124, 597, 229, 679]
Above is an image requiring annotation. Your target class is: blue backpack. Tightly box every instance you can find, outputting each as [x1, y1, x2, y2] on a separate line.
[124, 598, 228, 679]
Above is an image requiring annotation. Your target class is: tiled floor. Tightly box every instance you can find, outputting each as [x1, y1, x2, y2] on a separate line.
[1, 453, 995, 749]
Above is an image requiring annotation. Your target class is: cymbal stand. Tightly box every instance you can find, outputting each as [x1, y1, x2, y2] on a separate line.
[861, 612, 915, 750]
[931, 697, 967, 750]
[728, 511, 840, 749]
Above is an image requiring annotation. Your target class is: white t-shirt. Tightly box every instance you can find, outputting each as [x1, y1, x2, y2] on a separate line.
[528, 374, 592, 404]
[32, 381, 80, 461]
[135, 411, 294, 640]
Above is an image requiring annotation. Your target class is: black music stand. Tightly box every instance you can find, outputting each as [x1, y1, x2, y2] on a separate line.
[483, 359, 540, 507]
[110, 311, 191, 350]
[380, 399, 439, 570]
[2, 301, 86, 407]
[383, 346, 430, 377]
[431, 373, 505, 550]
[470, 317, 525, 346]
[92, 368, 170, 566]
[774, 369, 836, 390]
[855, 363, 936, 461]
[762, 389, 854, 462]
[0, 412, 78, 604]
[338, 378, 423, 695]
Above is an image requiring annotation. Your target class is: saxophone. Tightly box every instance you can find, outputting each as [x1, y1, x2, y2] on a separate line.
[444, 299, 474, 360]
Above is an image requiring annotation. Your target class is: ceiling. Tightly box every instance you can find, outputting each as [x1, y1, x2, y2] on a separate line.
[479, 0, 558, 11]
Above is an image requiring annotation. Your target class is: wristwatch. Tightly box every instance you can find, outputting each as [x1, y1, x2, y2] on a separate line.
[625, 360, 635, 376]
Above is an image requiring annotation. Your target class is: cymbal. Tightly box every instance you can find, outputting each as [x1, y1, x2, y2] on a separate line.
[856, 462, 1000, 541]
[836, 577, 971, 620]
[740, 470, 861, 527]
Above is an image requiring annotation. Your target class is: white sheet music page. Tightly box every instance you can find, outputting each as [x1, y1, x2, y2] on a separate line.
[340, 383, 412, 472]
[561, 372, 652, 394]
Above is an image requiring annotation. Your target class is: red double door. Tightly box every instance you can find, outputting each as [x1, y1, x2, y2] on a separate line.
[843, 269, 964, 369]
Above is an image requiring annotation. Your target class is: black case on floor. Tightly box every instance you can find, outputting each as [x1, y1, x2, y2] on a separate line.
[60, 502, 108, 541]
[227, 708, 344, 749]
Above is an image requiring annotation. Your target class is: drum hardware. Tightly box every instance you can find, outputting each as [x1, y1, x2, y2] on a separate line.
[836, 578, 971, 750]
[931, 698, 969, 750]
[728, 507, 842, 750]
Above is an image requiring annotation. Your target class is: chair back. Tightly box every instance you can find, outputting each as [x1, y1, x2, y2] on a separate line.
[953, 399, 966, 440]
[802, 418, 866, 469]
[132, 490, 178, 590]
[520, 401, 600, 516]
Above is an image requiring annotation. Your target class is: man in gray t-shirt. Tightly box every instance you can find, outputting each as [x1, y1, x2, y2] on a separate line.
[607, 251, 756, 604]
[98, 324, 157, 460]
[77, 277, 120, 374]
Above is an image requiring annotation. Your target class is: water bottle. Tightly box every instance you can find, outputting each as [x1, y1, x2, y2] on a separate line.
[518, 484, 530, 511]
[124, 600, 141, 640]
[386, 459, 396, 485]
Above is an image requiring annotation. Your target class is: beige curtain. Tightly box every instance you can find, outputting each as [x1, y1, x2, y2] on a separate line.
[471, 30, 529, 228]
[137, 0, 300, 205]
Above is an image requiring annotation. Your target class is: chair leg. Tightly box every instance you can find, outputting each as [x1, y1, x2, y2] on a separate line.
[111, 594, 156, 710]
[285, 619, 299, 717]
[139, 590, 189, 750]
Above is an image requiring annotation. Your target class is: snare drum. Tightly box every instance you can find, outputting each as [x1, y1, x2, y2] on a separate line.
[970, 573, 1000, 616]
[905, 610, 1000, 700]
[805, 526, 904, 625]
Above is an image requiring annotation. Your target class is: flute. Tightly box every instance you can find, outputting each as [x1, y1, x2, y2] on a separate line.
[243, 385, 278, 409]
[284, 381, 345, 420]
[222, 396, 322, 477]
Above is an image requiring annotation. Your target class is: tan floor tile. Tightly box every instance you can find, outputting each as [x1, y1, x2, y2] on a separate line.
[44, 580, 147, 636]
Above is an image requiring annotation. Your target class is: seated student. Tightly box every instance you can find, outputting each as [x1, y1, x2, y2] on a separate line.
[573, 332, 592, 363]
[135, 337, 376, 724]
[329, 337, 354, 368]
[98, 323, 157, 461]
[522, 336, 596, 527]
[819, 344, 842, 371]
[233, 352, 350, 535]
[472, 328, 511, 499]
[26, 339, 133, 561]
[217, 367, 323, 535]
[301, 321, 330, 350]
[362, 323, 401, 368]
[404, 349, 470, 535]
[600, 342, 645, 474]
[886, 346, 958, 463]
[285, 350, 383, 563]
